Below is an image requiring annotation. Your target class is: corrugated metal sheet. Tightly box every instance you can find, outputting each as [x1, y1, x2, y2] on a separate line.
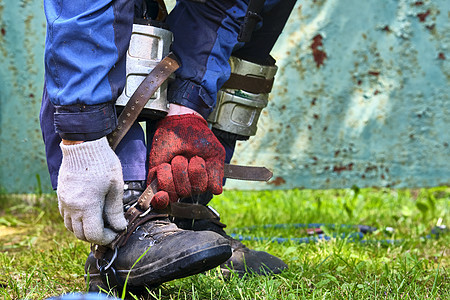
[0, 0, 449, 193]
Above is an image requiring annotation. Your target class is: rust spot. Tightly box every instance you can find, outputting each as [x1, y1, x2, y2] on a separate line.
[311, 98, 317, 106]
[310, 34, 327, 68]
[374, 90, 380, 95]
[417, 10, 430, 22]
[365, 165, 378, 172]
[323, 126, 328, 132]
[381, 25, 391, 32]
[1, 28, 5, 36]
[268, 177, 286, 186]
[414, 1, 424, 6]
[324, 166, 330, 171]
[357, 79, 362, 85]
[438, 52, 446, 60]
[361, 174, 366, 179]
[381, 174, 386, 180]
[307, 125, 312, 130]
[409, 134, 415, 139]
[313, 114, 319, 120]
[334, 150, 340, 157]
[368, 71, 380, 76]
[29, 93, 34, 98]
[312, 156, 318, 161]
[333, 163, 354, 173]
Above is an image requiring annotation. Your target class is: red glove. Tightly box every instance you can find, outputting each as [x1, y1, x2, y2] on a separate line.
[148, 114, 225, 209]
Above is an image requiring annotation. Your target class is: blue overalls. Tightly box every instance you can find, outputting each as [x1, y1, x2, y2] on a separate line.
[40, 0, 297, 189]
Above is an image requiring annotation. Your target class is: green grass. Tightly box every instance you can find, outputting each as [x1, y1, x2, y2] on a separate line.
[0, 187, 448, 299]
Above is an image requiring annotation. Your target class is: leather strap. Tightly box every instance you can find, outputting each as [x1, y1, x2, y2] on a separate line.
[92, 244, 109, 260]
[169, 202, 226, 228]
[136, 164, 272, 218]
[107, 53, 180, 150]
[170, 202, 219, 220]
[138, 179, 158, 210]
[224, 164, 272, 181]
[222, 73, 274, 94]
[238, 0, 266, 42]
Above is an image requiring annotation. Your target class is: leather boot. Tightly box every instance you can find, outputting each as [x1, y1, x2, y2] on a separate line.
[172, 193, 288, 278]
[85, 182, 232, 293]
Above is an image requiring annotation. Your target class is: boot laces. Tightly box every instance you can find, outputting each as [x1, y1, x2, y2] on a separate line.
[139, 218, 182, 244]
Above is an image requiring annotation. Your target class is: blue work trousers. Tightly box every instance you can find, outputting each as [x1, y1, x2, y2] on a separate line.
[40, 0, 296, 189]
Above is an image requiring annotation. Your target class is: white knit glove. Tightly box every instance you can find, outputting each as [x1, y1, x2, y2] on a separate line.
[57, 137, 128, 245]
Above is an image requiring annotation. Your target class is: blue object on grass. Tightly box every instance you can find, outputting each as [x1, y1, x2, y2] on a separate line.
[46, 292, 119, 300]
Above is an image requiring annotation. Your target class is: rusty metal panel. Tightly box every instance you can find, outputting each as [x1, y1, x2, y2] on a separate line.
[227, 0, 450, 190]
[0, 0, 449, 193]
[0, 0, 48, 193]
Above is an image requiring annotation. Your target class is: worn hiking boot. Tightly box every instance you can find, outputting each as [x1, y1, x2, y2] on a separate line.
[172, 197, 288, 278]
[85, 182, 232, 293]
[86, 214, 231, 292]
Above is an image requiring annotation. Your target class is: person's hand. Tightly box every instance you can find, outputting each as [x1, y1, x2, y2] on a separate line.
[57, 137, 127, 245]
[148, 111, 225, 209]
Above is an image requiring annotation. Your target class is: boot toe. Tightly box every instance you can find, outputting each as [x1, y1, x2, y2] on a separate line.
[221, 248, 288, 278]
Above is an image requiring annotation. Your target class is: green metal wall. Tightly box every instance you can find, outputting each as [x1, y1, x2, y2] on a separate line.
[0, 0, 47, 193]
[228, 0, 450, 190]
[0, 0, 449, 193]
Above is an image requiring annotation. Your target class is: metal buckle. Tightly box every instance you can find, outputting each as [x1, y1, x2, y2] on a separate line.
[96, 247, 118, 272]
[139, 206, 152, 217]
[207, 206, 220, 218]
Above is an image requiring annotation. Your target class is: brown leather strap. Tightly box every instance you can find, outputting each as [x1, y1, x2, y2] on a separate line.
[137, 179, 158, 211]
[170, 202, 219, 220]
[92, 244, 109, 260]
[107, 53, 180, 150]
[224, 164, 273, 181]
[169, 202, 226, 228]
[222, 73, 274, 94]
[155, 0, 168, 21]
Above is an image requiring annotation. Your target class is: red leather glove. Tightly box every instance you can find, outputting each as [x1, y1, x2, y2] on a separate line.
[148, 114, 225, 209]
